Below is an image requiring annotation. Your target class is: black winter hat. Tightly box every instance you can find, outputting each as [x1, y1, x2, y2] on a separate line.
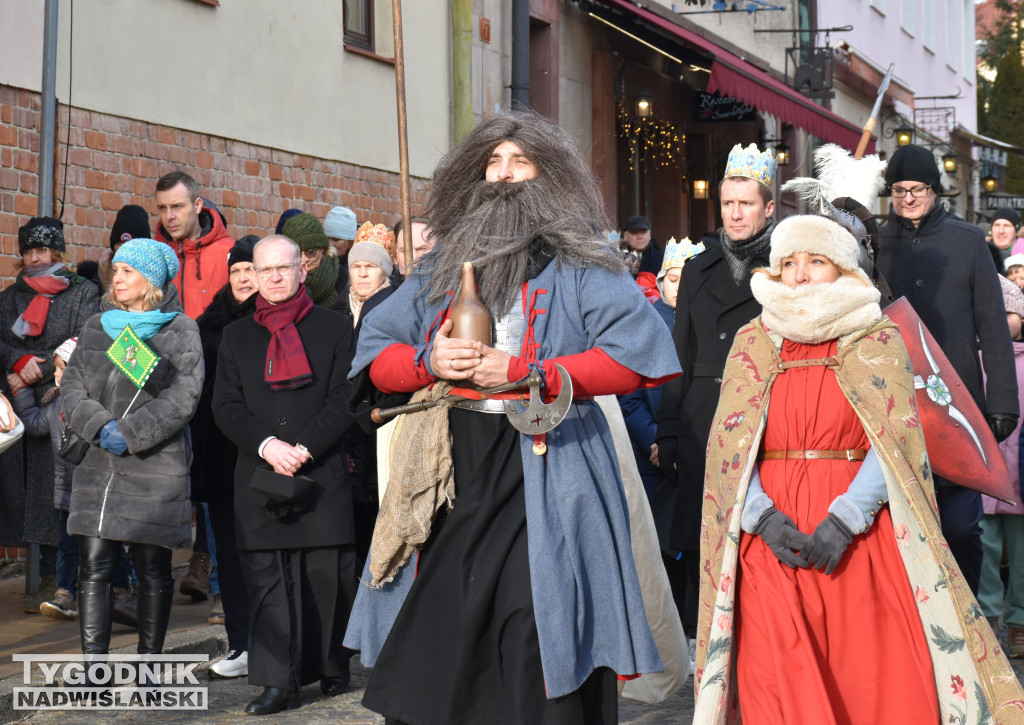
[109, 204, 150, 249]
[624, 215, 651, 232]
[884, 144, 942, 192]
[992, 207, 1022, 230]
[18, 217, 65, 254]
[228, 235, 259, 269]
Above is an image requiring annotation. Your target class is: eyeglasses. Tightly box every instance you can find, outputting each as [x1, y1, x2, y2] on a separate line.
[254, 263, 299, 280]
[890, 184, 932, 198]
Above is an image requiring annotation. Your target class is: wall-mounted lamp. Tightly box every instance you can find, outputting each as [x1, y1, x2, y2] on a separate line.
[764, 138, 790, 167]
[775, 141, 790, 167]
[941, 151, 957, 177]
[895, 125, 914, 147]
[693, 179, 709, 199]
[983, 174, 999, 193]
[636, 93, 653, 118]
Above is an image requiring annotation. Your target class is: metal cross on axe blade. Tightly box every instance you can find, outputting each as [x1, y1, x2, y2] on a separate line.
[503, 363, 573, 435]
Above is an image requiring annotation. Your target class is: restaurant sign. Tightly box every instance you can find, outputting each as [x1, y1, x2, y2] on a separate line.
[695, 92, 757, 123]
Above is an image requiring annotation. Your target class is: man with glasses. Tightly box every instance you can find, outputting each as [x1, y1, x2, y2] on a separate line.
[877, 143, 1018, 595]
[213, 235, 357, 715]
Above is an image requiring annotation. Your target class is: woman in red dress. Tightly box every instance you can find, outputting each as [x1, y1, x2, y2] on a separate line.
[733, 242, 938, 723]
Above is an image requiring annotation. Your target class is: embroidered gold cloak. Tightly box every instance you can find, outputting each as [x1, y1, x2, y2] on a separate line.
[694, 316, 1024, 723]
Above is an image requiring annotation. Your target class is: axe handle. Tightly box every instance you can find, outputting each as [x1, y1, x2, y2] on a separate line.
[371, 396, 468, 424]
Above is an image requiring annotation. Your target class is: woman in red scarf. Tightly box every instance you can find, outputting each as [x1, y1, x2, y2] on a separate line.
[0, 217, 99, 603]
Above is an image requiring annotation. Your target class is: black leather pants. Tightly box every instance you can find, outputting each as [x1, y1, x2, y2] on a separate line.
[78, 537, 174, 655]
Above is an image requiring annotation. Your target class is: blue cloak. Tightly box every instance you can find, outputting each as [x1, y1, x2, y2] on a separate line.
[343, 260, 681, 698]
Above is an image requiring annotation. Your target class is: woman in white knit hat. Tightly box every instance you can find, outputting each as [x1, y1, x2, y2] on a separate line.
[693, 146, 1024, 724]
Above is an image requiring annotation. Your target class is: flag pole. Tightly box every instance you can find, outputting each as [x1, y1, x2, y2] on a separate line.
[392, 0, 414, 273]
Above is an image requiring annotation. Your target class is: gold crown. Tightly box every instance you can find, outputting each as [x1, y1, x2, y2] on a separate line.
[724, 143, 777, 187]
[660, 237, 705, 272]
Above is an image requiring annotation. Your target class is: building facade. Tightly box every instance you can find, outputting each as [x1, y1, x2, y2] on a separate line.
[0, 0, 452, 278]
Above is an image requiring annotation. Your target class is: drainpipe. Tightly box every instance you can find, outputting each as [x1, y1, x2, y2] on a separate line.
[452, 0, 473, 143]
[511, 0, 529, 108]
[38, 0, 59, 218]
[24, 0, 60, 598]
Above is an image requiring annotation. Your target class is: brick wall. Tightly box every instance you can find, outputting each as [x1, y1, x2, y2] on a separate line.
[0, 83, 429, 282]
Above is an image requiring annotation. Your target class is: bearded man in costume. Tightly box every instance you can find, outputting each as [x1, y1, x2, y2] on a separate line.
[342, 110, 681, 725]
[693, 146, 1024, 724]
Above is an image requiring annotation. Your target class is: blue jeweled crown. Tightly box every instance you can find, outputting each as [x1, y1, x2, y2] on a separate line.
[724, 143, 777, 187]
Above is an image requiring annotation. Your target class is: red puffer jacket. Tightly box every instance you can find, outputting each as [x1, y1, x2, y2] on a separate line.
[155, 208, 234, 319]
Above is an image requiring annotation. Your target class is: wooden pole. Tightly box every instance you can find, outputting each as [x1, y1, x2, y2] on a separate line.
[392, 0, 414, 272]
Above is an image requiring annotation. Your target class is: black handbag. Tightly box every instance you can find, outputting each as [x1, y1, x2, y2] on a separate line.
[58, 417, 89, 465]
[58, 366, 120, 465]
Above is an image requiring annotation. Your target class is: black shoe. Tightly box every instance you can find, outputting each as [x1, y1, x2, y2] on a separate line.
[319, 675, 348, 696]
[244, 687, 299, 716]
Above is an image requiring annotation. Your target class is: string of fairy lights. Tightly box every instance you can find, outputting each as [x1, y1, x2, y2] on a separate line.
[616, 101, 684, 171]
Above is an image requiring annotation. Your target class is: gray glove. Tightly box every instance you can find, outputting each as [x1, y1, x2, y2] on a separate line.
[754, 507, 810, 569]
[800, 514, 854, 575]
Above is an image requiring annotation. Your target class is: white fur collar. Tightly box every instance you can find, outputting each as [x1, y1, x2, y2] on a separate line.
[750, 273, 882, 344]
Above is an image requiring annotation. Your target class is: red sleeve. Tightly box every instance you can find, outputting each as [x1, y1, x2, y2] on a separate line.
[506, 347, 648, 397]
[12, 354, 35, 375]
[369, 343, 434, 394]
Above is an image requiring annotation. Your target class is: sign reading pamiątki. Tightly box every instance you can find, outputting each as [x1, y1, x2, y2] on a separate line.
[12, 654, 208, 710]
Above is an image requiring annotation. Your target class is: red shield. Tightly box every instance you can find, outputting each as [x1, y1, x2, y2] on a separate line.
[885, 297, 1015, 504]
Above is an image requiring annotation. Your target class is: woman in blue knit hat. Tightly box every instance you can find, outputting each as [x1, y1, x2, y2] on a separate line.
[61, 238, 204, 683]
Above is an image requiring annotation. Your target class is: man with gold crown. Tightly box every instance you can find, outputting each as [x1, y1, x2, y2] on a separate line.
[656, 143, 775, 661]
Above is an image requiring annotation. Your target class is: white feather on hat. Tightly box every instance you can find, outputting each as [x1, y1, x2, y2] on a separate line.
[769, 144, 887, 283]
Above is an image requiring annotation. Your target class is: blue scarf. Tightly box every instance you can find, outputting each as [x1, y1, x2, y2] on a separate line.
[100, 309, 179, 341]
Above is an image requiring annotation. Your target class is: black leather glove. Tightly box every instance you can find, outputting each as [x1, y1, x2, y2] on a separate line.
[656, 437, 679, 485]
[754, 507, 810, 569]
[988, 413, 1018, 443]
[800, 514, 854, 575]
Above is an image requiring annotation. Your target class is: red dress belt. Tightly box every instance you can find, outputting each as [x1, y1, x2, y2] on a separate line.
[758, 448, 867, 461]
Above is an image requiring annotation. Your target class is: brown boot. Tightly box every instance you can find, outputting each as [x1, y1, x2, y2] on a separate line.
[1009, 626, 1024, 658]
[179, 552, 212, 601]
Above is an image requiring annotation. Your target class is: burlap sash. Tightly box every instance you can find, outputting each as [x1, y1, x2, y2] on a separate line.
[367, 382, 455, 587]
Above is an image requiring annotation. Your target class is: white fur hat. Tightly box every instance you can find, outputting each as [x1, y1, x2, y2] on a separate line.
[767, 214, 870, 284]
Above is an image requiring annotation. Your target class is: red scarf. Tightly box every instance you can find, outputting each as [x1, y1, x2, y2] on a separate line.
[14, 273, 70, 338]
[253, 287, 314, 390]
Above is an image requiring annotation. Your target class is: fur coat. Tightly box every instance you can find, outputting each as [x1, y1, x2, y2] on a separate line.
[62, 286, 203, 549]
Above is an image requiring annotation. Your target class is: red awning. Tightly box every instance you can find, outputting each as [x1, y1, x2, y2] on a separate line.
[593, 0, 872, 152]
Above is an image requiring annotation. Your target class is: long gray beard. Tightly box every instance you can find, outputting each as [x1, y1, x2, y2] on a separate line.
[422, 179, 623, 313]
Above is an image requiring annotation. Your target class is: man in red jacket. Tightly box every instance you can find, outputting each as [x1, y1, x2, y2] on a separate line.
[154, 170, 234, 319]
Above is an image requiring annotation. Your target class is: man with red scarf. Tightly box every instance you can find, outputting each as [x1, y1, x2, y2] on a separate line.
[213, 235, 357, 716]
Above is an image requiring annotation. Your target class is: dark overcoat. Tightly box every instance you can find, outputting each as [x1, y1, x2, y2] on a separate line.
[189, 285, 256, 502]
[877, 205, 1018, 418]
[212, 304, 356, 551]
[656, 243, 762, 551]
[62, 288, 203, 549]
[0, 278, 98, 546]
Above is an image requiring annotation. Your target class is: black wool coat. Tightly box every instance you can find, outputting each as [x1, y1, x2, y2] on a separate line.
[878, 205, 1018, 418]
[0, 277, 98, 546]
[189, 285, 257, 502]
[213, 304, 356, 551]
[656, 242, 762, 551]
[62, 288, 203, 550]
